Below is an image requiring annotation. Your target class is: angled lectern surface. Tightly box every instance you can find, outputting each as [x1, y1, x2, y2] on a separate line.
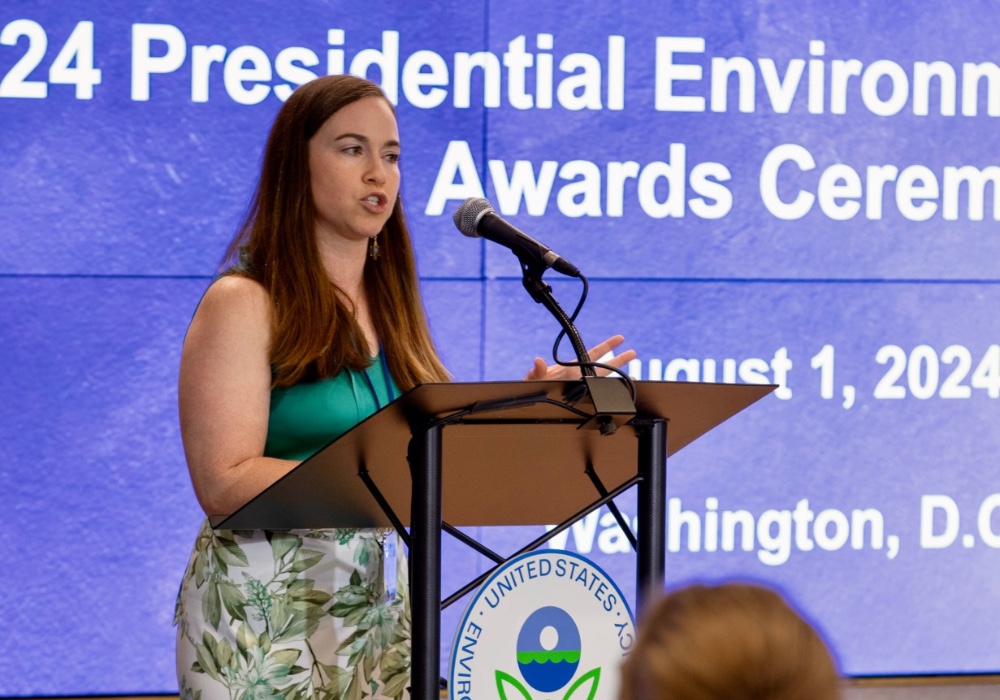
[209, 379, 772, 530]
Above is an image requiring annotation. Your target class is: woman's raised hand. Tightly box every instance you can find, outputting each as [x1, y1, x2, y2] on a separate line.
[524, 335, 637, 381]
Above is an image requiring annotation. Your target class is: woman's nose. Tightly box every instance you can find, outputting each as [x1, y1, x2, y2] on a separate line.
[365, 157, 386, 184]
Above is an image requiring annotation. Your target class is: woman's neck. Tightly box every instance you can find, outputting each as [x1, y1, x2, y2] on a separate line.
[315, 232, 378, 354]
[316, 233, 367, 301]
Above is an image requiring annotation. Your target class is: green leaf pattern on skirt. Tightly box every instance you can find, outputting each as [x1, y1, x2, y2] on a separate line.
[175, 520, 410, 700]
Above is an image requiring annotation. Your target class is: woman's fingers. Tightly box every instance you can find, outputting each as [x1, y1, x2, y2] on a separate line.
[524, 336, 636, 380]
[524, 356, 549, 380]
[598, 347, 637, 373]
[588, 335, 636, 375]
[587, 334, 625, 360]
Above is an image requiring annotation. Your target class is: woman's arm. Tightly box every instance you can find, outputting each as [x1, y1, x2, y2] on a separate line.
[178, 275, 299, 516]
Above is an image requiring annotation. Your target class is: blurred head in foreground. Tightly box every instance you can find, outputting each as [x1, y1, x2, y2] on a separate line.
[620, 582, 840, 700]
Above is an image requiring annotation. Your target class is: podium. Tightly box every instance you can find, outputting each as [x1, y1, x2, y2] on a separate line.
[210, 379, 773, 700]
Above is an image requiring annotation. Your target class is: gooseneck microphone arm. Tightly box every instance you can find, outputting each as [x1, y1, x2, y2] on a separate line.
[453, 197, 594, 375]
[516, 255, 597, 378]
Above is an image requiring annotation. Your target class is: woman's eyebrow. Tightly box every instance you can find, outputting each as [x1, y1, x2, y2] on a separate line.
[334, 132, 400, 149]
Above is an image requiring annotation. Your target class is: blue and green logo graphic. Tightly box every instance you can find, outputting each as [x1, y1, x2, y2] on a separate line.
[496, 606, 601, 700]
[516, 607, 581, 691]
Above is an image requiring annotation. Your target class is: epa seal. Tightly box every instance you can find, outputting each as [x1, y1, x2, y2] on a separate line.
[449, 550, 635, 700]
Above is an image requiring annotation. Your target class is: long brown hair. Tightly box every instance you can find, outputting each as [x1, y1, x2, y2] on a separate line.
[619, 583, 841, 700]
[223, 74, 449, 390]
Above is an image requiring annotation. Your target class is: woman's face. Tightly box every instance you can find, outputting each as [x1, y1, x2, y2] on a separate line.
[308, 96, 401, 245]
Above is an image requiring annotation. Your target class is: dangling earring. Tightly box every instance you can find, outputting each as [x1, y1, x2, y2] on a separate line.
[369, 233, 381, 260]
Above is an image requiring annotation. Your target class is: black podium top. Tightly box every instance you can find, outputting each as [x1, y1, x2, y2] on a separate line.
[209, 379, 773, 531]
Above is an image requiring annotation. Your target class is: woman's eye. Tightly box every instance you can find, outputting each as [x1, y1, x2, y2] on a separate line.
[385, 153, 400, 164]
[343, 146, 362, 155]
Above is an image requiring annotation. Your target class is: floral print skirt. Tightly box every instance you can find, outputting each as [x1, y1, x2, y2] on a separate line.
[175, 520, 410, 700]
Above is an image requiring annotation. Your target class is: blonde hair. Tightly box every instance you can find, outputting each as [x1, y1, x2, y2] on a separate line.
[620, 583, 840, 700]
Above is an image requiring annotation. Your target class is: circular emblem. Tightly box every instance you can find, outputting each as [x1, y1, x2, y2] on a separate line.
[516, 606, 581, 691]
[449, 550, 635, 700]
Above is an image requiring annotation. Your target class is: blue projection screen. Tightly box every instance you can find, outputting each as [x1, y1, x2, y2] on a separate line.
[2, 0, 999, 693]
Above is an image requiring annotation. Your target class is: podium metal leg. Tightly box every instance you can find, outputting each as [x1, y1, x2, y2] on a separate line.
[409, 424, 442, 700]
[636, 418, 667, 614]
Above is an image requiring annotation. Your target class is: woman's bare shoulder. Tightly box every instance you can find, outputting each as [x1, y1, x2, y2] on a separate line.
[194, 274, 271, 326]
[202, 274, 269, 306]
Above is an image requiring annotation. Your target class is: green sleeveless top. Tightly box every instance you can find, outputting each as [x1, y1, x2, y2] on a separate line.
[264, 352, 399, 461]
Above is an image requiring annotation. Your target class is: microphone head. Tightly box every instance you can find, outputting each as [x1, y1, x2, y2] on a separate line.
[453, 197, 494, 238]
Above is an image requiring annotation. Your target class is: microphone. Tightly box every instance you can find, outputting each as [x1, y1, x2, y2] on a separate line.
[453, 197, 581, 277]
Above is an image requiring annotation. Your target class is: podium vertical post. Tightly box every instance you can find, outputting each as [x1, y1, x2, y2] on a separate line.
[636, 418, 667, 614]
[409, 424, 442, 700]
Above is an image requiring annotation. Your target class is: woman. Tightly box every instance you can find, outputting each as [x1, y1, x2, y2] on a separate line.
[619, 582, 841, 700]
[174, 74, 633, 700]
